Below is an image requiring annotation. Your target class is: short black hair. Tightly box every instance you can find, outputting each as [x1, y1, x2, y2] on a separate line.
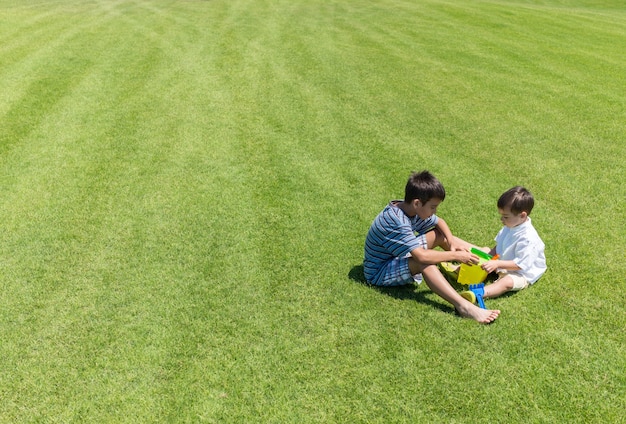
[497, 186, 534, 215]
[404, 170, 446, 204]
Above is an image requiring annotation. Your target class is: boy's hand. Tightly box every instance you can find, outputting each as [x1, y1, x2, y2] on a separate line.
[449, 240, 466, 253]
[481, 260, 499, 273]
[456, 250, 479, 265]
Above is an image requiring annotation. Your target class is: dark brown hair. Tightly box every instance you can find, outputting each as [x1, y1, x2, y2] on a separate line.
[498, 186, 534, 215]
[404, 170, 446, 204]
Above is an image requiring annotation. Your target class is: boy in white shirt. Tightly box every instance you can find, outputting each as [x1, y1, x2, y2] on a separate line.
[462, 186, 547, 303]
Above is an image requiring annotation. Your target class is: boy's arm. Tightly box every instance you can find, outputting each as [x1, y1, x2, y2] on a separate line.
[411, 245, 477, 266]
[482, 259, 520, 273]
[483, 235, 538, 273]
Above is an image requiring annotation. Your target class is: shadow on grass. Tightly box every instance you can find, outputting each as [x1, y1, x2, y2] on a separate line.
[348, 264, 454, 315]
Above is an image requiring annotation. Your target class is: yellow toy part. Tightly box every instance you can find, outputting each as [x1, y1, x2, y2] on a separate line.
[460, 290, 476, 304]
[439, 261, 459, 282]
[457, 248, 495, 285]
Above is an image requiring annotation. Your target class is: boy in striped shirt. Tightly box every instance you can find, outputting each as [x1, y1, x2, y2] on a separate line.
[364, 170, 500, 324]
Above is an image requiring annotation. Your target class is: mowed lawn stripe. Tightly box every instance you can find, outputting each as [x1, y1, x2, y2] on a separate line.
[0, 1, 248, 419]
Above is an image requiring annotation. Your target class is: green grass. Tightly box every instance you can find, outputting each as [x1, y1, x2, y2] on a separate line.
[1, 0, 625, 422]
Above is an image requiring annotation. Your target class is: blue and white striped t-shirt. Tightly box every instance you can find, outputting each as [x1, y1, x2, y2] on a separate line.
[363, 201, 438, 283]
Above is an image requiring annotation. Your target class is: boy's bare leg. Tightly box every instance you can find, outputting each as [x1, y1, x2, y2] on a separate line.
[417, 263, 500, 324]
[483, 275, 514, 299]
[426, 229, 474, 251]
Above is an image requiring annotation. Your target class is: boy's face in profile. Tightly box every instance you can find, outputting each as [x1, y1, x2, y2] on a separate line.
[498, 207, 527, 228]
[415, 198, 442, 220]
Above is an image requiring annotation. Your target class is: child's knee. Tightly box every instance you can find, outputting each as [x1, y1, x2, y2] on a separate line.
[428, 228, 448, 249]
[509, 274, 529, 291]
[498, 273, 528, 291]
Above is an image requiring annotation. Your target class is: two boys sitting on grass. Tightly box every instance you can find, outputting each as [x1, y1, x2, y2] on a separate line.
[363, 171, 546, 324]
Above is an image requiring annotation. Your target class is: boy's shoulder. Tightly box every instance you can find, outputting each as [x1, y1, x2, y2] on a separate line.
[374, 201, 409, 226]
[523, 217, 541, 233]
[379, 200, 403, 215]
[515, 218, 544, 243]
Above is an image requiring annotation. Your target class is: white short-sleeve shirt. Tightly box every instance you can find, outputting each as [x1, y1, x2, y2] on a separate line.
[494, 217, 547, 284]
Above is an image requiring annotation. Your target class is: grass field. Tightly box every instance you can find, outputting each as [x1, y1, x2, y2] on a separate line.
[1, 0, 625, 422]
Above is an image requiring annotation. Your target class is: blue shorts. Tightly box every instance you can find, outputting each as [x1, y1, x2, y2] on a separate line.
[369, 234, 428, 287]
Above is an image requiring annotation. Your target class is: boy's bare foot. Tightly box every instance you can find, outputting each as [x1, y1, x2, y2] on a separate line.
[457, 303, 500, 324]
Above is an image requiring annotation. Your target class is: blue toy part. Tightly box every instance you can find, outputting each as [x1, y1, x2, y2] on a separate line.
[469, 283, 486, 309]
